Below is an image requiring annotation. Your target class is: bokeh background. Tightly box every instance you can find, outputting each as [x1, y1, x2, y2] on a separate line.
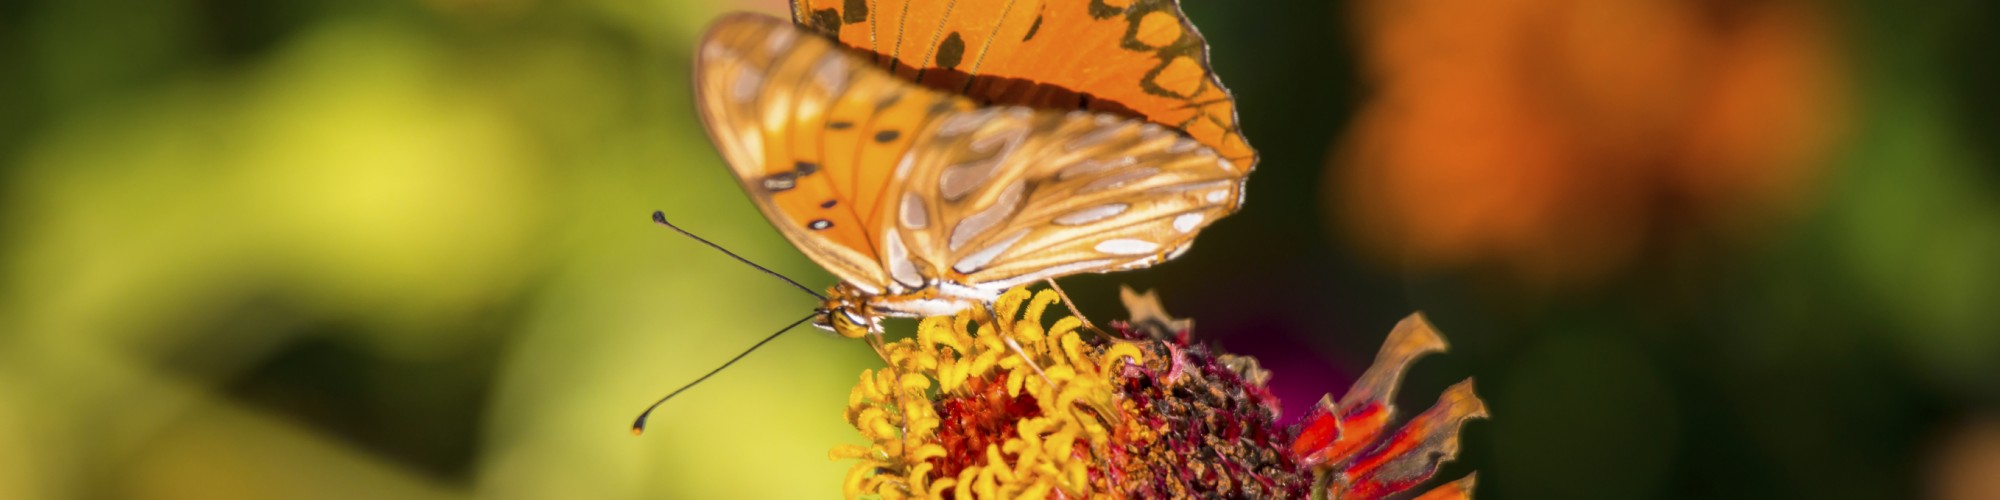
[2, 0, 1995, 498]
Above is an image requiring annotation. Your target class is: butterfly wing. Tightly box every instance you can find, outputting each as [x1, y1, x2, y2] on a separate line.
[697, 14, 1247, 305]
[695, 14, 975, 294]
[884, 103, 1248, 298]
[792, 0, 1257, 170]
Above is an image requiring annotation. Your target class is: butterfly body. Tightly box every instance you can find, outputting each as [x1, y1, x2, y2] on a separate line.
[696, 13, 1249, 339]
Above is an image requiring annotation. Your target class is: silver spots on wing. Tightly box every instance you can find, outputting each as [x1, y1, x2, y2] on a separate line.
[1079, 167, 1160, 194]
[1095, 238, 1160, 255]
[1065, 122, 1126, 152]
[939, 159, 1000, 201]
[811, 53, 849, 92]
[765, 27, 797, 54]
[953, 229, 1030, 274]
[893, 152, 918, 179]
[936, 108, 996, 138]
[939, 128, 1026, 201]
[969, 125, 1028, 154]
[900, 192, 929, 229]
[762, 172, 797, 191]
[948, 180, 1025, 251]
[885, 228, 924, 289]
[1147, 179, 1233, 196]
[731, 65, 763, 103]
[1218, 158, 1237, 172]
[1206, 189, 1230, 203]
[1173, 212, 1205, 233]
[1054, 203, 1129, 225]
[1057, 157, 1136, 180]
[1168, 137, 1201, 154]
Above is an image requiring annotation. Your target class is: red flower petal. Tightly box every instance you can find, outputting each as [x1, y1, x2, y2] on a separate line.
[1296, 314, 1451, 468]
[1344, 381, 1488, 499]
[1411, 473, 1479, 500]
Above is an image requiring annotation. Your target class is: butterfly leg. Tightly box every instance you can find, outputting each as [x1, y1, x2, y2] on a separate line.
[983, 302, 1055, 388]
[1044, 279, 1111, 338]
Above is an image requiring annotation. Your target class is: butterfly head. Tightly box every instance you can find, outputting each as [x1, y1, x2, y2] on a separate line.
[812, 283, 877, 339]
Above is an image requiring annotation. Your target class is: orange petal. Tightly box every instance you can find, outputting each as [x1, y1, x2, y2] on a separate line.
[1412, 473, 1478, 500]
[1299, 314, 1450, 467]
[1291, 396, 1344, 464]
[1345, 380, 1489, 499]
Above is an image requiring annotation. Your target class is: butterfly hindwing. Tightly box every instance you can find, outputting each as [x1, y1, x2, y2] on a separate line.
[792, 0, 1257, 170]
[885, 104, 1246, 295]
[970, 112, 1245, 288]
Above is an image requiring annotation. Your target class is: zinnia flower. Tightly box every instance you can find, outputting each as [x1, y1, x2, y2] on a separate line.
[832, 286, 1487, 498]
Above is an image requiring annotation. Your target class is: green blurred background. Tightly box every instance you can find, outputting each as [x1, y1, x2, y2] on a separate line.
[1, 0, 1995, 498]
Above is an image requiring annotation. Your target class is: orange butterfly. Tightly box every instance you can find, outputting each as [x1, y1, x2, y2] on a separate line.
[693, 12, 1251, 341]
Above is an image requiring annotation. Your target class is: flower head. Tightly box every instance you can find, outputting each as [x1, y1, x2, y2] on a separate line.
[833, 286, 1487, 499]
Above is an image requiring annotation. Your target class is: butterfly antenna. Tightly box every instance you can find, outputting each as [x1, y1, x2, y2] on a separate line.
[631, 312, 818, 436]
[652, 211, 825, 301]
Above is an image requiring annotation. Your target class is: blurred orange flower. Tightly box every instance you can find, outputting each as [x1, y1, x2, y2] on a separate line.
[1329, 0, 1849, 286]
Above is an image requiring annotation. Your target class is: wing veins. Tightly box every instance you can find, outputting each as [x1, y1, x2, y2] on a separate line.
[891, 1, 911, 65]
[791, 48, 882, 260]
[861, 96, 943, 230]
[957, 0, 1032, 94]
[844, 93, 882, 216]
[912, 0, 958, 84]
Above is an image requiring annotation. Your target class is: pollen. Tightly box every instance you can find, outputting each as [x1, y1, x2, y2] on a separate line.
[835, 287, 1134, 498]
[831, 286, 1488, 499]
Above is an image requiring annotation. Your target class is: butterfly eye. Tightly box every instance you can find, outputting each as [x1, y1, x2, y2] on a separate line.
[839, 308, 868, 328]
[821, 307, 869, 339]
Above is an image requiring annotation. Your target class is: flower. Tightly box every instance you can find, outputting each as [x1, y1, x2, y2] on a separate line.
[832, 286, 1488, 499]
[1329, 0, 1849, 286]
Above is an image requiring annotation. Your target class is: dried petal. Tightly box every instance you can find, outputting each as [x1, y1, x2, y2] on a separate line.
[1341, 381, 1488, 499]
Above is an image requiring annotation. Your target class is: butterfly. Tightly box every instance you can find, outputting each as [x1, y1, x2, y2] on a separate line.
[693, 9, 1252, 340]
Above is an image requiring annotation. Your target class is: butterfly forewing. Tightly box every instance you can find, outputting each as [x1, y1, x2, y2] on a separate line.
[698, 14, 903, 291]
[792, 0, 1256, 170]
